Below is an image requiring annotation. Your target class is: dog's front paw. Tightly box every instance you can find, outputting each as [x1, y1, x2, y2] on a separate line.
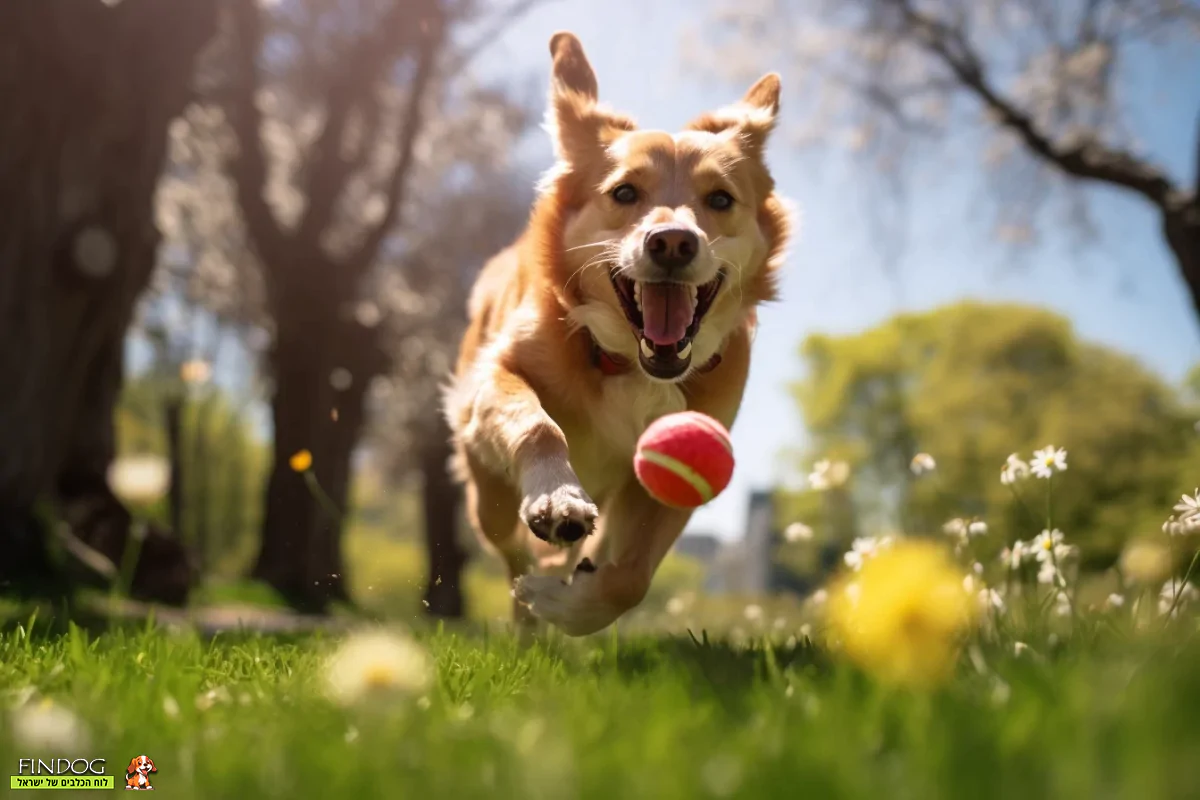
[519, 483, 598, 546]
[513, 572, 613, 636]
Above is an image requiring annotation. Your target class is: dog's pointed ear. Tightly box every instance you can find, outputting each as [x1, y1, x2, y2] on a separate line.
[545, 31, 635, 165]
[687, 72, 781, 158]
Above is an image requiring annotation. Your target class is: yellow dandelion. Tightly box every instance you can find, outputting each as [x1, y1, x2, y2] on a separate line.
[289, 449, 313, 472]
[827, 539, 979, 689]
[323, 628, 432, 706]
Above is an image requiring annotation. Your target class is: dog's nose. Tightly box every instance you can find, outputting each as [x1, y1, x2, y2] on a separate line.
[644, 225, 699, 271]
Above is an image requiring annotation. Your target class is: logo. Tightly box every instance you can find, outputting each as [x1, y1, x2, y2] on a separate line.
[11, 758, 113, 791]
[124, 755, 156, 791]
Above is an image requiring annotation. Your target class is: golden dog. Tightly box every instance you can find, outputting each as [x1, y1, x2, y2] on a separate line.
[444, 31, 790, 636]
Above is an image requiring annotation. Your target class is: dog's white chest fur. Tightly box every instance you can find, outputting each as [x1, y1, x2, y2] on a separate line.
[565, 373, 686, 502]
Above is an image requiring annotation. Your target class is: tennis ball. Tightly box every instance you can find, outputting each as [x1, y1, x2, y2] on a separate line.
[634, 411, 735, 508]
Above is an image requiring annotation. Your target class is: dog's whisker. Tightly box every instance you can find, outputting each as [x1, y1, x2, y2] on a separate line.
[564, 239, 618, 254]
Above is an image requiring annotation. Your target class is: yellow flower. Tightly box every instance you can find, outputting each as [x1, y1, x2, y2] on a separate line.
[827, 539, 979, 689]
[323, 629, 432, 706]
[289, 449, 313, 472]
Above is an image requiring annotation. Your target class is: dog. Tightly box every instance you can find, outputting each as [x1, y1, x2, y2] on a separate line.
[124, 755, 155, 790]
[443, 31, 790, 636]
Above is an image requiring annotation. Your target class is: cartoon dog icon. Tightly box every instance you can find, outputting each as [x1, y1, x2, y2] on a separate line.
[124, 755, 156, 790]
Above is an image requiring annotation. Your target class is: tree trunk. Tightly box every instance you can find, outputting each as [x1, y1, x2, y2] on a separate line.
[165, 396, 185, 541]
[0, 2, 214, 603]
[252, 302, 388, 614]
[420, 411, 467, 619]
[192, 393, 214, 573]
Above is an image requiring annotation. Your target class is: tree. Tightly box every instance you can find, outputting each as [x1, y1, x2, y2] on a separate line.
[366, 166, 536, 617]
[781, 302, 1195, 565]
[702, 0, 1200, 316]
[206, 0, 536, 612]
[0, 1, 217, 604]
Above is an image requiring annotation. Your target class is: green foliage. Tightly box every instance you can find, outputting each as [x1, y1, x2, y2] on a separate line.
[782, 302, 1197, 566]
[1, 620, 1200, 798]
[115, 376, 269, 576]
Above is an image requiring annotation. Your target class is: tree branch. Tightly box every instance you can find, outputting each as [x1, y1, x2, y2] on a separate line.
[225, 0, 288, 266]
[344, 9, 446, 275]
[888, 0, 1181, 209]
[295, 1, 423, 243]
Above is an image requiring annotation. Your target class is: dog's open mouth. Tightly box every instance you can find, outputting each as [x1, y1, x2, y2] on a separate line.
[609, 270, 724, 379]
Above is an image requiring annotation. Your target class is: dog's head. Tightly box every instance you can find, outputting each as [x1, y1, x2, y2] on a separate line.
[126, 755, 155, 776]
[541, 32, 790, 382]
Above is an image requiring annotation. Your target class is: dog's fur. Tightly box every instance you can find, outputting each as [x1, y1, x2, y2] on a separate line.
[443, 31, 790, 636]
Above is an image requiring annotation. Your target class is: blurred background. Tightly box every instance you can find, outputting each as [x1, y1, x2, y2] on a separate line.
[3, 0, 1198, 631]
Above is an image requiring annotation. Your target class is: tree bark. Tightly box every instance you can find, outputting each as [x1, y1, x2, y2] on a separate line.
[252, 292, 388, 613]
[420, 411, 467, 619]
[0, 1, 214, 603]
[165, 396, 185, 541]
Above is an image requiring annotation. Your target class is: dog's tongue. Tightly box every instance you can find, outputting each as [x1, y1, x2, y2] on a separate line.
[640, 283, 695, 346]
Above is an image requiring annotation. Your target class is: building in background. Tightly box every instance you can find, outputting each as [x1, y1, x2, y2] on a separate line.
[675, 489, 790, 596]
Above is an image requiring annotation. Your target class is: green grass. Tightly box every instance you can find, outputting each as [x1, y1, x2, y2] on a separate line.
[2, 612, 1199, 799]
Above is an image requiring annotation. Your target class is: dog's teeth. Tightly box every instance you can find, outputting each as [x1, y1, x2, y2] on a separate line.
[687, 284, 698, 303]
[633, 281, 642, 310]
[678, 342, 692, 359]
[639, 338, 654, 359]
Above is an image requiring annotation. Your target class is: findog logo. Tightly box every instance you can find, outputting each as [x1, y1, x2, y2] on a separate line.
[124, 755, 156, 791]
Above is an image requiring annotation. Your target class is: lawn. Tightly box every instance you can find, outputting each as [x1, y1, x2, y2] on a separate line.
[1, 604, 1198, 800]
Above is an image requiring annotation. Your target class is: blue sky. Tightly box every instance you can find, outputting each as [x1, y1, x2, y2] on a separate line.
[468, 0, 1200, 541]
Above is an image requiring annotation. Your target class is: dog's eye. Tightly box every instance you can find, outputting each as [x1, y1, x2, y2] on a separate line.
[611, 183, 639, 205]
[706, 190, 735, 211]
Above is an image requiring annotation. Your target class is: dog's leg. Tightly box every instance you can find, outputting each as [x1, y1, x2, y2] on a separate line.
[461, 366, 598, 547]
[462, 455, 537, 629]
[514, 476, 690, 636]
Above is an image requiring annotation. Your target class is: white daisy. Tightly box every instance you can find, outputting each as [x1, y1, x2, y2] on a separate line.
[10, 698, 89, 753]
[1032, 529, 1074, 564]
[1105, 593, 1125, 609]
[843, 536, 894, 571]
[323, 628, 432, 706]
[979, 588, 1005, 612]
[809, 459, 850, 491]
[943, 518, 967, 539]
[1000, 453, 1030, 485]
[784, 522, 814, 543]
[1002, 540, 1032, 570]
[910, 453, 936, 475]
[1158, 578, 1200, 618]
[1173, 489, 1200, 520]
[1030, 445, 1068, 479]
[1037, 561, 1062, 586]
[968, 520, 989, 537]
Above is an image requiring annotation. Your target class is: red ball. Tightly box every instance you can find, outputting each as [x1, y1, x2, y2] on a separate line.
[633, 411, 735, 508]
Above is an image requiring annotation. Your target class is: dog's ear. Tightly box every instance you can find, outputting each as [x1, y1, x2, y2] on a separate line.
[146, 758, 156, 773]
[545, 32, 635, 166]
[686, 73, 781, 158]
[125, 759, 139, 776]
